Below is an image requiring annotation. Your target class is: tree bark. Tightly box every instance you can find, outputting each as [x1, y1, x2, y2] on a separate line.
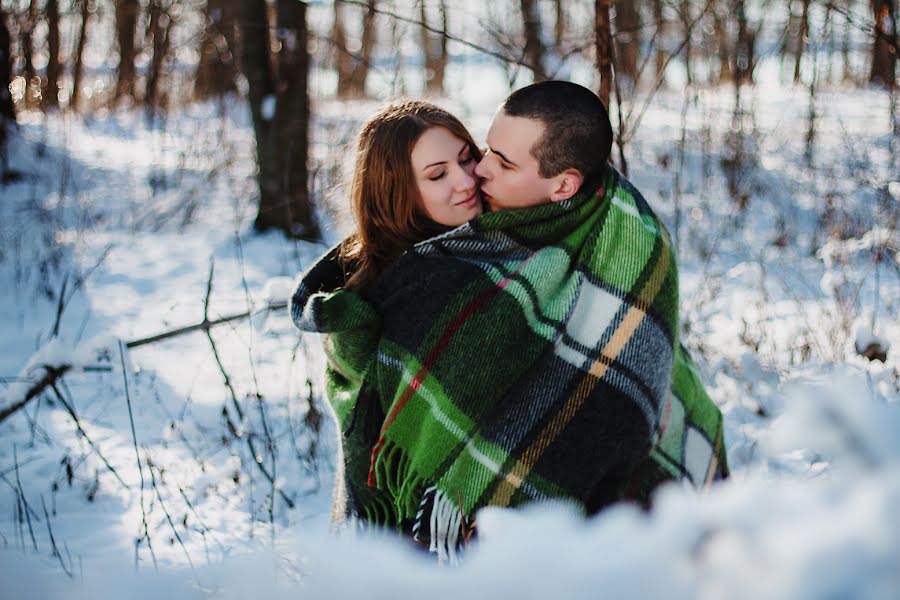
[0, 8, 14, 176]
[595, 0, 614, 108]
[144, 0, 173, 117]
[71, 0, 92, 112]
[613, 0, 639, 93]
[241, 0, 318, 238]
[21, 1, 36, 106]
[195, 0, 239, 99]
[733, 0, 755, 86]
[554, 0, 566, 49]
[793, 0, 810, 84]
[336, 0, 376, 98]
[521, 0, 547, 81]
[713, 1, 732, 82]
[842, 1, 852, 81]
[420, 0, 447, 95]
[45, 0, 60, 109]
[651, 0, 667, 82]
[870, 0, 897, 86]
[114, 0, 140, 102]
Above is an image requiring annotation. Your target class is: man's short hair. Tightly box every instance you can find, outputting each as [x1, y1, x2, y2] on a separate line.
[501, 80, 613, 180]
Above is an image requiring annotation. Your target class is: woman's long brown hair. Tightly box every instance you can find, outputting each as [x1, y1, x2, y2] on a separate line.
[339, 100, 482, 290]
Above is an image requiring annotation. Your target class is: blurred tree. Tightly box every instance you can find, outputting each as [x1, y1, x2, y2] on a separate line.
[651, 0, 667, 81]
[420, 0, 447, 95]
[240, 0, 319, 238]
[595, 0, 613, 107]
[870, 0, 897, 86]
[71, 0, 94, 112]
[554, 0, 566, 49]
[793, 0, 810, 84]
[45, 0, 59, 109]
[114, 0, 139, 103]
[19, 1, 36, 106]
[521, 0, 547, 80]
[144, 0, 174, 118]
[1, 7, 15, 179]
[614, 0, 639, 93]
[334, 0, 376, 98]
[733, 0, 756, 86]
[194, 0, 240, 99]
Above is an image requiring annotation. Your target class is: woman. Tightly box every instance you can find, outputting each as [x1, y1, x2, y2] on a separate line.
[290, 99, 484, 542]
[337, 99, 483, 290]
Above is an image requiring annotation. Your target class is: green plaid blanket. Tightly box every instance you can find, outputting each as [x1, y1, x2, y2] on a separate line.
[291, 166, 727, 559]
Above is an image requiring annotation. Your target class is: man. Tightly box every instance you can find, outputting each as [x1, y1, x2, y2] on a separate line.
[474, 80, 728, 502]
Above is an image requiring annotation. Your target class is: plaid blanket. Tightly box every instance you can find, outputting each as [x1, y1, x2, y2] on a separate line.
[291, 166, 728, 559]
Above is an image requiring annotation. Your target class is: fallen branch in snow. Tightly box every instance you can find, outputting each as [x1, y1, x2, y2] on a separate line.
[0, 364, 71, 425]
[0, 298, 287, 425]
[125, 301, 288, 349]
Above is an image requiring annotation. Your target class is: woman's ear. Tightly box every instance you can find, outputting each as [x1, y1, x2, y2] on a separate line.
[549, 169, 584, 203]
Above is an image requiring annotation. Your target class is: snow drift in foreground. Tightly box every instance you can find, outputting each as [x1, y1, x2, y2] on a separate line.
[4, 373, 899, 600]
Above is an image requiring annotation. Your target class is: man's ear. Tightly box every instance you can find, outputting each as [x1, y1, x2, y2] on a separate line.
[548, 169, 584, 203]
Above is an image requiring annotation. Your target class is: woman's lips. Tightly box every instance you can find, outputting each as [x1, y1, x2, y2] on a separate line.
[456, 193, 478, 207]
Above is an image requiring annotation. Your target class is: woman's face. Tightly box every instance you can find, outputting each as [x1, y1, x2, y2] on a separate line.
[410, 126, 482, 226]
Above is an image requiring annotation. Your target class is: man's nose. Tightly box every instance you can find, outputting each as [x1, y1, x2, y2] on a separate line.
[474, 156, 490, 179]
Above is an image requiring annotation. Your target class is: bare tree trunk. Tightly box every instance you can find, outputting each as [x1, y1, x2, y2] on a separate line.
[332, 0, 353, 97]
[336, 0, 376, 98]
[144, 0, 173, 118]
[195, 0, 239, 99]
[115, 0, 140, 102]
[420, 0, 448, 95]
[652, 0, 667, 82]
[21, 1, 36, 106]
[714, 1, 732, 82]
[521, 0, 547, 81]
[595, 0, 614, 107]
[71, 0, 93, 112]
[842, 1, 852, 81]
[793, 0, 810, 84]
[613, 0, 639, 93]
[1, 8, 14, 177]
[45, 0, 60, 109]
[734, 0, 755, 86]
[680, 0, 693, 86]
[554, 0, 566, 48]
[870, 0, 897, 86]
[241, 0, 318, 238]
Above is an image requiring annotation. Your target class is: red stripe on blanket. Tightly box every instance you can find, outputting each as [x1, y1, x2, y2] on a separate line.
[367, 256, 534, 487]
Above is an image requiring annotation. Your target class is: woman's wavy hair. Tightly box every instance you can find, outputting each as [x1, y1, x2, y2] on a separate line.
[339, 100, 482, 289]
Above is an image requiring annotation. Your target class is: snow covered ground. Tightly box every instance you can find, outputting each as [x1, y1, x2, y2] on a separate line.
[0, 67, 897, 598]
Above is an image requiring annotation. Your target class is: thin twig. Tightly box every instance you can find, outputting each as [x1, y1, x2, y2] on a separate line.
[48, 383, 129, 490]
[203, 259, 295, 510]
[40, 495, 73, 578]
[13, 446, 38, 552]
[146, 458, 195, 571]
[119, 340, 158, 572]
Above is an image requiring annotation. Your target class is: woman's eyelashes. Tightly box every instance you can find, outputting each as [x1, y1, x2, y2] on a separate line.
[428, 155, 473, 181]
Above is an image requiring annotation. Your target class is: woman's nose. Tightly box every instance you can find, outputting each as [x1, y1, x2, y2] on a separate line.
[453, 166, 476, 191]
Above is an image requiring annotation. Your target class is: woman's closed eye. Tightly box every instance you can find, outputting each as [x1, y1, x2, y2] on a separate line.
[429, 171, 447, 181]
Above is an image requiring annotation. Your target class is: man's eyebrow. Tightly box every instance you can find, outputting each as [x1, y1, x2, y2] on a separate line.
[489, 147, 517, 167]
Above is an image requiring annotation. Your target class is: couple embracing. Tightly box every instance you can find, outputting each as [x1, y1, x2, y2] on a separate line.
[291, 81, 728, 560]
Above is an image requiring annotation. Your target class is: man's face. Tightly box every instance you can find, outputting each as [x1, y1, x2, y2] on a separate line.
[475, 112, 556, 211]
